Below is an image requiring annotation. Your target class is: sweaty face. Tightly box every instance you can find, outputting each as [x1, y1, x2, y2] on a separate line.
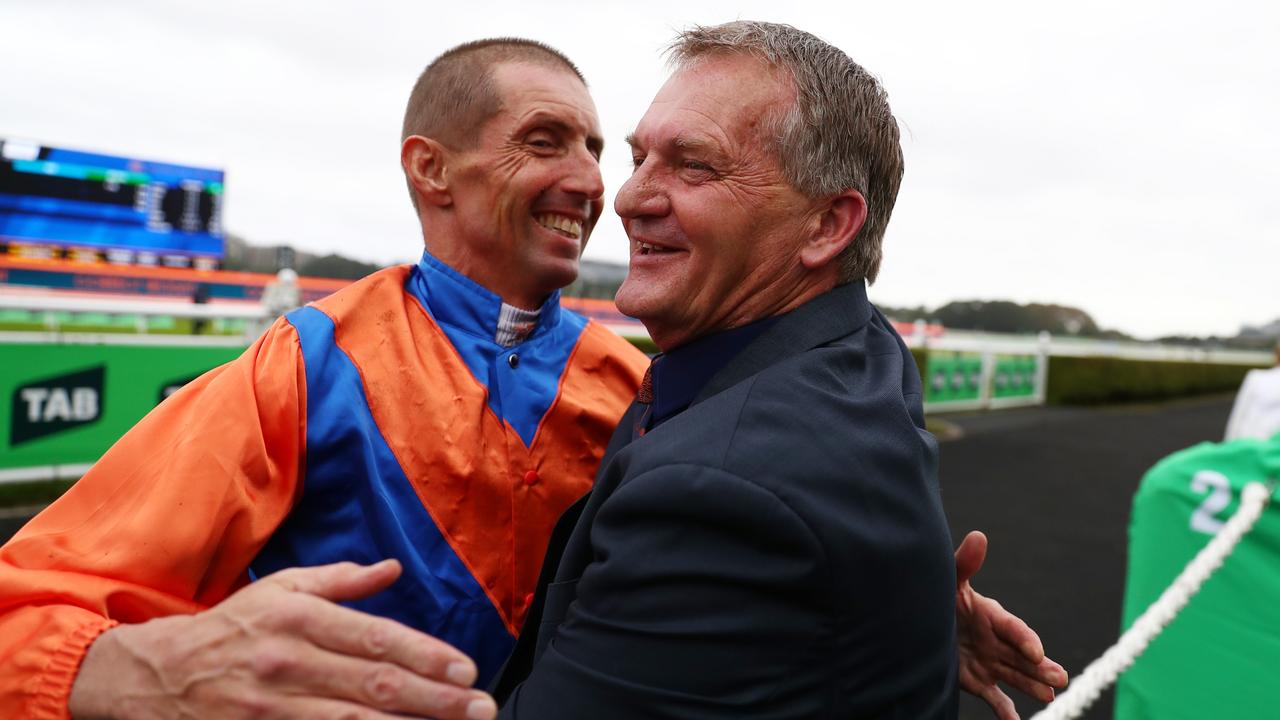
[614, 55, 821, 350]
[445, 62, 605, 309]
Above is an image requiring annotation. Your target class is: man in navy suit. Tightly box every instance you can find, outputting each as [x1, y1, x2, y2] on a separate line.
[494, 21, 1064, 718]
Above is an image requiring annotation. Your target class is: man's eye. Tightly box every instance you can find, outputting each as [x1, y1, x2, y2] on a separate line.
[684, 160, 713, 172]
[527, 133, 557, 150]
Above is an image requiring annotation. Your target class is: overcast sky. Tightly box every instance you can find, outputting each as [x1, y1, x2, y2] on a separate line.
[2, 0, 1276, 338]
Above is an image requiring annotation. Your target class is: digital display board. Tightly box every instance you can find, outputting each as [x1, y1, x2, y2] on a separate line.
[0, 138, 224, 262]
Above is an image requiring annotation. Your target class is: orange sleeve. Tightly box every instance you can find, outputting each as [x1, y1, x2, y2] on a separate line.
[0, 318, 308, 719]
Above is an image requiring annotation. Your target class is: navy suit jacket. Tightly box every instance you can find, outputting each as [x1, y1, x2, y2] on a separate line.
[494, 281, 959, 719]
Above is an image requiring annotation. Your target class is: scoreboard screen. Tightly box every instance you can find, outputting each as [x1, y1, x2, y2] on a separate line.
[0, 138, 224, 264]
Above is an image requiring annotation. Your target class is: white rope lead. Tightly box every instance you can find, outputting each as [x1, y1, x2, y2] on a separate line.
[1029, 481, 1274, 720]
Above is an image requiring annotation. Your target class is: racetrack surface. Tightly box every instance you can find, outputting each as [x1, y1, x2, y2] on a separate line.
[0, 394, 1236, 719]
[944, 394, 1234, 720]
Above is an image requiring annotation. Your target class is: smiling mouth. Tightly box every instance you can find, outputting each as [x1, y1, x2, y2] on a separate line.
[535, 213, 583, 240]
[636, 241, 677, 255]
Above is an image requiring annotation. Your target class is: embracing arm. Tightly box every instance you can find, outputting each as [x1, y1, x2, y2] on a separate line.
[954, 531, 1068, 719]
[0, 320, 493, 720]
[0, 321, 308, 717]
[68, 559, 493, 720]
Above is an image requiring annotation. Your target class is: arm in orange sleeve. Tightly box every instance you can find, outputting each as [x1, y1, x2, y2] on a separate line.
[0, 319, 307, 719]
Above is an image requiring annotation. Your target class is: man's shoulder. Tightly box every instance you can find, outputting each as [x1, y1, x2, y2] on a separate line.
[636, 317, 925, 466]
[617, 328, 937, 544]
[305, 265, 414, 326]
[734, 323, 922, 434]
[282, 265, 435, 367]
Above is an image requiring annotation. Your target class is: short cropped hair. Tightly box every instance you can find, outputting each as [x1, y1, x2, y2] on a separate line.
[669, 22, 904, 283]
[402, 38, 585, 209]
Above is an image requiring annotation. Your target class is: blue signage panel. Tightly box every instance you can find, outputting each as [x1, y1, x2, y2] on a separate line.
[0, 138, 225, 259]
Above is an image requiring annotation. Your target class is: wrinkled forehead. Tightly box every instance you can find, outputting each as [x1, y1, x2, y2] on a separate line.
[631, 54, 794, 152]
[493, 62, 600, 123]
[670, 52, 795, 110]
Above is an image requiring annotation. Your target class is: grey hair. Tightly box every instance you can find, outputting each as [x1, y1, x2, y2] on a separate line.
[668, 21, 904, 284]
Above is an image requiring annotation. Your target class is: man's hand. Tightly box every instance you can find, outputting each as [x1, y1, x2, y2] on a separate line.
[955, 531, 1069, 720]
[68, 559, 497, 720]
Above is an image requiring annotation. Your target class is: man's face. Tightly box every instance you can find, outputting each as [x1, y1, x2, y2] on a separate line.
[446, 62, 605, 309]
[614, 54, 820, 350]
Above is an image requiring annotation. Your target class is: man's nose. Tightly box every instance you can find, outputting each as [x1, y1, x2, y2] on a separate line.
[614, 163, 668, 220]
[561, 146, 605, 201]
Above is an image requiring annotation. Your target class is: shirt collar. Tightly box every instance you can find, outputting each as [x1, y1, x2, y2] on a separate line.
[408, 249, 561, 342]
[648, 315, 780, 427]
[496, 303, 541, 347]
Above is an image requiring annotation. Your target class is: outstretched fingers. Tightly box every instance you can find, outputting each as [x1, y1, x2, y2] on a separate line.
[988, 599, 1047, 666]
[287, 591, 481, 685]
[954, 531, 1069, 718]
[989, 611, 1068, 691]
[993, 658, 1057, 704]
[238, 693, 493, 720]
[235, 561, 496, 718]
[245, 637, 493, 719]
[263, 559, 404, 603]
[973, 681, 1019, 720]
[73, 560, 497, 720]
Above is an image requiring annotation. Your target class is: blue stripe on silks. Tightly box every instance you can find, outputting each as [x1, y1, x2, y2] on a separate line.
[250, 306, 514, 686]
[433, 303, 589, 447]
[404, 259, 589, 446]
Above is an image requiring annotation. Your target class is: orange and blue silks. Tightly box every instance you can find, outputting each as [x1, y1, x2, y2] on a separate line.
[0, 251, 646, 718]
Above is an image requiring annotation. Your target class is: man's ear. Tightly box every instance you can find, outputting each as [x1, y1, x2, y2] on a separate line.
[800, 189, 867, 270]
[401, 135, 452, 207]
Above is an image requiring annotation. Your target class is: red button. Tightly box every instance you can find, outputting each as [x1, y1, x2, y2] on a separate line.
[523, 470, 539, 486]
[524, 592, 535, 607]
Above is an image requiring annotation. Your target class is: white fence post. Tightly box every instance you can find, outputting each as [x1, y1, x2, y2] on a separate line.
[1036, 331, 1052, 405]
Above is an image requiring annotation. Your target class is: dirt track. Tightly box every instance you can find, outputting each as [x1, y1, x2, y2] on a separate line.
[944, 394, 1234, 720]
[0, 395, 1236, 719]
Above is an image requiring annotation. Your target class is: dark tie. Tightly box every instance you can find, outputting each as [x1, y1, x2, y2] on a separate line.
[633, 362, 655, 439]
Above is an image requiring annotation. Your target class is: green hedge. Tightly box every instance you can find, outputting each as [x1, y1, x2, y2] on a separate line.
[1046, 356, 1262, 405]
[911, 347, 929, 384]
[0, 479, 76, 508]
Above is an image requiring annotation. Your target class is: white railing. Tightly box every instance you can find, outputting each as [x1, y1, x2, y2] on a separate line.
[904, 323, 1269, 414]
[0, 293, 268, 320]
[1, 292, 1269, 366]
[0, 463, 95, 485]
[906, 325, 1269, 367]
[0, 292, 271, 341]
[0, 330, 249, 348]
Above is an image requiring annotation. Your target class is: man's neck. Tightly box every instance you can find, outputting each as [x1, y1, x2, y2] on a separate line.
[648, 277, 841, 353]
